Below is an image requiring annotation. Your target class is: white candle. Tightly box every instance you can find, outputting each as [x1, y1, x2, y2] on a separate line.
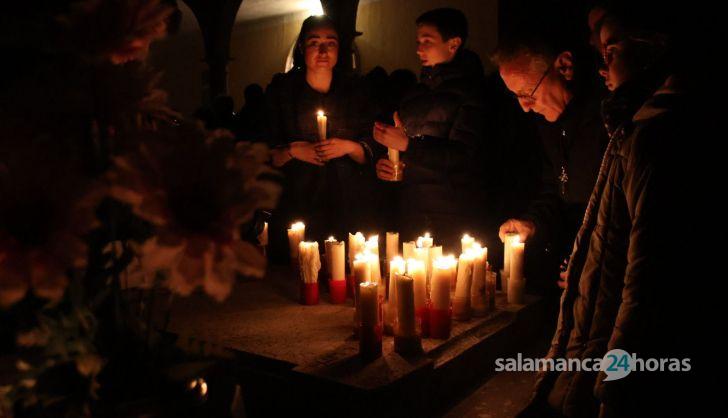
[453, 251, 475, 320]
[298, 241, 321, 283]
[396, 274, 416, 337]
[431, 256, 456, 311]
[360, 281, 379, 327]
[510, 238, 525, 283]
[365, 235, 379, 258]
[388, 147, 400, 163]
[386, 257, 406, 328]
[353, 254, 372, 326]
[316, 110, 327, 142]
[326, 239, 345, 281]
[385, 232, 399, 262]
[258, 222, 268, 246]
[503, 233, 518, 279]
[348, 232, 366, 273]
[461, 234, 475, 253]
[406, 259, 427, 309]
[428, 245, 442, 284]
[455, 252, 475, 298]
[287, 222, 305, 260]
[413, 247, 429, 285]
[402, 241, 416, 260]
[469, 245, 488, 315]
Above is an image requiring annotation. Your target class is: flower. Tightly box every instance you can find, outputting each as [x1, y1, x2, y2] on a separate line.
[0, 140, 104, 308]
[109, 126, 280, 301]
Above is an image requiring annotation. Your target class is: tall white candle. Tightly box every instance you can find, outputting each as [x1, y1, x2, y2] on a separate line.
[402, 241, 416, 260]
[503, 233, 518, 279]
[413, 247, 429, 285]
[327, 240, 345, 281]
[360, 282, 379, 327]
[461, 234, 475, 253]
[386, 232, 399, 262]
[298, 241, 320, 283]
[388, 147, 399, 164]
[453, 252, 475, 319]
[353, 254, 372, 326]
[469, 245, 488, 315]
[396, 274, 416, 336]
[288, 222, 305, 260]
[431, 256, 456, 311]
[348, 232, 366, 273]
[316, 110, 327, 142]
[510, 238, 525, 283]
[386, 257, 406, 328]
[406, 259, 427, 309]
[428, 245, 442, 284]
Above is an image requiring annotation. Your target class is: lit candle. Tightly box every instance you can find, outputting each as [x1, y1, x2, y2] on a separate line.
[360, 281, 379, 327]
[325, 238, 345, 281]
[416, 232, 433, 249]
[396, 274, 416, 337]
[353, 253, 372, 327]
[503, 232, 518, 280]
[453, 251, 475, 320]
[413, 247, 429, 285]
[406, 258, 427, 309]
[431, 256, 456, 311]
[298, 241, 321, 283]
[316, 110, 327, 142]
[510, 238, 525, 283]
[386, 257, 406, 330]
[258, 222, 269, 246]
[365, 235, 379, 258]
[287, 221, 306, 261]
[508, 238, 526, 304]
[402, 241, 416, 260]
[469, 245, 488, 316]
[461, 234, 475, 253]
[428, 245, 442, 284]
[385, 232, 399, 262]
[348, 232, 366, 273]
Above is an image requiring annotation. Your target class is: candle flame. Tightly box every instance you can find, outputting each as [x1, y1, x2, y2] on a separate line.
[327, 236, 335, 241]
[463, 233, 472, 240]
[290, 221, 305, 230]
[317, 110, 324, 117]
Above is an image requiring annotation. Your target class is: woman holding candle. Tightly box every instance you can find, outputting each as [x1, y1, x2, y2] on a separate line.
[262, 15, 376, 262]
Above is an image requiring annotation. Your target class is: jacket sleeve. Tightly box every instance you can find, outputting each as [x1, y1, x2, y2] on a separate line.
[403, 93, 485, 171]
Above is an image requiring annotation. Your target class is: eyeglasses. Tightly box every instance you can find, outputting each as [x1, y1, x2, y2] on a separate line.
[513, 65, 551, 102]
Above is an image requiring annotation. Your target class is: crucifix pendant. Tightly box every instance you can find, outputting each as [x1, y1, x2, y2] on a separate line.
[559, 165, 569, 197]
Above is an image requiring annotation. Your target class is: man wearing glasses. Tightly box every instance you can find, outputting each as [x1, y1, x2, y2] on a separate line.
[491, 24, 609, 292]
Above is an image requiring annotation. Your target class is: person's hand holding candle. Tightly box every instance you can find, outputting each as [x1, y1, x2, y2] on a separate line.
[373, 114, 408, 152]
[498, 218, 536, 243]
[315, 138, 366, 163]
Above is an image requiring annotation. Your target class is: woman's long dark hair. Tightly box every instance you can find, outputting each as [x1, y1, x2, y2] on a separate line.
[291, 15, 338, 71]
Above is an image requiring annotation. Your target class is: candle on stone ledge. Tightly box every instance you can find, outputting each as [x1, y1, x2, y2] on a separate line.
[431, 256, 456, 311]
[287, 221, 305, 263]
[469, 244, 488, 316]
[353, 253, 372, 331]
[416, 232, 433, 249]
[395, 274, 416, 337]
[298, 241, 321, 305]
[316, 110, 327, 142]
[348, 232, 366, 273]
[359, 281, 382, 360]
[508, 238, 526, 304]
[385, 257, 406, 334]
[502, 232, 518, 292]
[386, 232, 399, 263]
[453, 251, 475, 320]
[325, 237, 345, 281]
[403, 241, 416, 260]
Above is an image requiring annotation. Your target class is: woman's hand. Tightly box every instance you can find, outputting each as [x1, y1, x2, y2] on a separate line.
[289, 141, 324, 166]
[315, 138, 356, 160]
